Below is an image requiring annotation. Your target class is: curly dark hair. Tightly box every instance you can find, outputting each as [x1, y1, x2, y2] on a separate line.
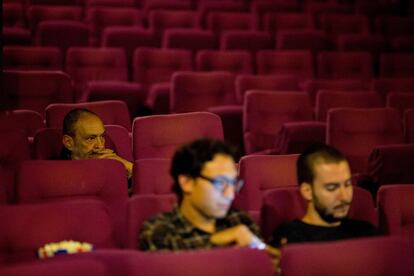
[170, 138, 237, 202]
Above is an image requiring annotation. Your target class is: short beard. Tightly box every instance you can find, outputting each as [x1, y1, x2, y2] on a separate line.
[313, 191, 347, 224]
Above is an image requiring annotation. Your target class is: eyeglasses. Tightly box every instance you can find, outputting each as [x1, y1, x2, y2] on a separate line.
[197, 174, 244, 193]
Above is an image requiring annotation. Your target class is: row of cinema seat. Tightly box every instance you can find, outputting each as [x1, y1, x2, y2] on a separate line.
[0, 157, 413, 258]
[1, 238, 412, 275]
[4, 0, 412, 32]
[3, 68, 414, 116]
[2, 112, 414, 209]
[5, 46, 414, 81]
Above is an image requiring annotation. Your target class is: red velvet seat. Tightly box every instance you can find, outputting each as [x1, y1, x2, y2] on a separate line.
[132, 112, 223, 160]
[35, 21, 90, 56]
[243, 91, 313, 154]
[404, 108, 414, 143]
[27, 6, 83, 33]
[16, 159, 129, 248]
[281, 237, 413, 276]
[233, 154, 298, 222]
[386, 92, 414, 115]
[0, 200, 120, 263]
[162, 29, 218, 53]
[206, 11, 255, 34]
[378, 184, 414, 239]
[316, 90, 383, 121]
[256, 50, 314, 80]
[3, 70, 74, 116]
[262, 12, 313, 34]
[3, 3, 25, 28]
[3, 46, 62, 71]
[86, 7, 143, 46]
[126, 194, 176, 248]
[65, 47, 128, 101]
[317, 51, 373, 80]
[327, 108, 404, 173]
[132, 159, 173, 195]
[380, 53, 414, 78]
[367, 144, 414, 187]
[170, 71, 237, 113]
[219, 30, 273, 53]
[235, 74, 300, 104]
[196, 50, 252, 74]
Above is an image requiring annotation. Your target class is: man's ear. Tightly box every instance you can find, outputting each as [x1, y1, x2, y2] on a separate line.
[178, 175, 194, 194]
[300, 182, 313, 201]
[62, 134, 74, 151]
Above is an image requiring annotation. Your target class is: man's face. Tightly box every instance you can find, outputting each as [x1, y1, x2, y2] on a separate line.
[186, 154, 238, 219]
[63, 114, 106, 160]
[309, 160, 353, 223]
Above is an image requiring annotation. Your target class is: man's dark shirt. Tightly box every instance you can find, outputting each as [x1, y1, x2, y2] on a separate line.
[270, 219, 376, 247]
[139, 207, 260, 251]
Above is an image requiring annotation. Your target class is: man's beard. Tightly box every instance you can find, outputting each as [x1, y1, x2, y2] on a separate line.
[313, 191, 350, 224]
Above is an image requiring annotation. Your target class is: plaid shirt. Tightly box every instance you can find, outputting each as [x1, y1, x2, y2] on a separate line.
[139, 207, 260, 251]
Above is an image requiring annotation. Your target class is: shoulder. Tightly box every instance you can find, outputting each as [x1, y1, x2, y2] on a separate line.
[140, 210, 177, 233]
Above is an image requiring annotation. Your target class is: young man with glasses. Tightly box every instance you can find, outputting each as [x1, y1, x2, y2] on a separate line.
[139, 138, 278, 258]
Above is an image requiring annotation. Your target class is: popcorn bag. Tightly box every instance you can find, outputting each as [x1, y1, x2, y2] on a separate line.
[38, 240, 94, 259]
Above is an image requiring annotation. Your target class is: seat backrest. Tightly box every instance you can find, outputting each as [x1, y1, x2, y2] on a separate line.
[86, 7, 143, 45]
[233, 154, 298, 214]
[35, 20, 89, 55]
[319, 14, 370, 41]
[132, 247, 274, 275]
[196, 50, 252, 74]
[303, 78, 369, 104]
[28, 6, 83, 33]
[33, 125, 132, 161]
[102, 27, 159, 62]
[3, 46, 62, 70]
[235, 74, 300, 104]
[281, 237, 414, 276]
[0, 109, 44, 139]
[0, 130, 31, 204]
[132, 47, 193, 86]
[386, 92, 414, 115]
[337, 34, 387, 59]
[3, 70, 74, 116]
[316, 90, 383, 121]
[148, 10, 199, 39]
[378, 184, 414, 238]
[127, 194, 176, 249]
[132, 159, 173, 195]
[162, 29, 218, 53]
[206, 11, 254, 33]
[0, 199, 118, 263]
[16, 159, 128, 247]
[132, 112, 223, 160]
[65, 47, 128, 100]
[263, 12, 314, 34]
[371, 78, 414, 99]
[404, 108, 414, 143]
[261, 186, 377, 240]
[171, 71, 237, 113]
[380, 53, 414, 78]
[276, 30, 330, 55]
[367, 144, 414, 187]
[45, 100, 131, 132]
[327, 108, 403, 173]
[256, 50, 314, 79]
[219, 30, 273, 53]
[3, 3, 25, 28]
[317, 51, 373, 80]
[243, 91, 313, 154]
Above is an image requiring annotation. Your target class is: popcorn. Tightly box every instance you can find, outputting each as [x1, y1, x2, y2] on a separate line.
[38, 240, 94, 259]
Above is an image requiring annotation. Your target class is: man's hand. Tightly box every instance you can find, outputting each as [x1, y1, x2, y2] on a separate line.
[210, 225, 255, 247]
[88, 148, 133, 178]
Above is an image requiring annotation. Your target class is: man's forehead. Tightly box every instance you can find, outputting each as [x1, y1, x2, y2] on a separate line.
[74, 114, 105, 135]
